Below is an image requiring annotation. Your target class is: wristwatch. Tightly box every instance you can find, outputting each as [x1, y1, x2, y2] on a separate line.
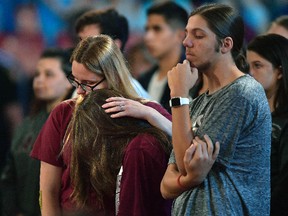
[169, 97, 190, 107]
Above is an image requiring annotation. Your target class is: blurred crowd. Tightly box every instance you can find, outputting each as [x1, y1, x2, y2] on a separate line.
[0, 0, 287, 167]
[0, 0, 287, 173]
[0, 0, 287, 81]
[0, 0, 287, 215]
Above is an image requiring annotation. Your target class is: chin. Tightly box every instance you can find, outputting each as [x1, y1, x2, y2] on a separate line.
[35, 93, 53, 101]
[185, 59, 196, 68]
[36, 96, 49, 101]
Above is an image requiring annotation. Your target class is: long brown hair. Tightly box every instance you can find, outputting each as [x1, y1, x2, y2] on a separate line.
[67, 89, 171, 208]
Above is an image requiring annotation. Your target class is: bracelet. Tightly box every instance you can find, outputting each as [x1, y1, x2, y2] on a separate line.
[177, 174, 186, 189]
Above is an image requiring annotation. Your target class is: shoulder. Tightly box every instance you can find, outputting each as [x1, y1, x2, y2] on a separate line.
[215, 75, 267, 109]
[229, 75, 264, 98]
[33, 99, 76, 148]
[127, 133, 159, 149]
[125, 133, 165, 158]
[30, 100, 76, 166]
[235, 75, 269, 111]
[123, 133, 169, 173]
[52, 98, 76, 112]
[49, 98, 76, 121]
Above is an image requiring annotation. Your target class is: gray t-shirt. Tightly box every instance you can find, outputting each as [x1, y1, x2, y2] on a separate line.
[169, 75, 271, 216]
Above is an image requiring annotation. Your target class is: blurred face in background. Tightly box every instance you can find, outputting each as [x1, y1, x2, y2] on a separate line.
[144, 14, 183, 60]
[33, 57, 72, 102]
[77, 24, 122, 50]
[267, 23, 288, 39]
[246, 50, 282, 95]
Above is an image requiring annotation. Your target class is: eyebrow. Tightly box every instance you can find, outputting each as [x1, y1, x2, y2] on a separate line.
[145, 23, 164, 29]
[186, 27, 206, 33]
[251, 60, 262, 64]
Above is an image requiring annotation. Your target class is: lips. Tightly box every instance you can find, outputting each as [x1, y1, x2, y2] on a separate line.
[186, 52, 194, 56]
[146, 45, 155, 53]
[34, 87, 45, 94]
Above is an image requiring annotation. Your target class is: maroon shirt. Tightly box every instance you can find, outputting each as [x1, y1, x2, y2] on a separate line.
[30, 99, 172, 215]
[118, 133, 171, 216]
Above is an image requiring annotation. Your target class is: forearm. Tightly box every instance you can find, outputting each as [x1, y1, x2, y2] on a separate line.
[40, 190, 62, 216]
[161, 134, 220, 200]
[40, 162, 62, 216]
[161, 164, 187, 199]
[145, 107, 172, 136]
[171, 105, 193, 174]
[161, 163, 203, 199]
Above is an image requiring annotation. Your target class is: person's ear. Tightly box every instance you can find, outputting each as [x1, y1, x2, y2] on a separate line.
[276, 66, 283, 80]
[221, 37, 233, 54]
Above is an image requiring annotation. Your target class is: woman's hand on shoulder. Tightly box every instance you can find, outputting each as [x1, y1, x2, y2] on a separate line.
[102, 97, 152, 120]
[103, 97, 172, 135]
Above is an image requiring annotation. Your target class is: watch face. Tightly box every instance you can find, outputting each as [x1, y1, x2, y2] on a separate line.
[170, 97, 189, 107]
[171, 97, 181, 106]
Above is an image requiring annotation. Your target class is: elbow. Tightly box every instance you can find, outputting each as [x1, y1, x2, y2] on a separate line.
[160, 179, 178, 200]
[160, 181, 170, 199]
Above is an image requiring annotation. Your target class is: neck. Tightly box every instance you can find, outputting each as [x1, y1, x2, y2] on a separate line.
[204, 60, 244, 94]
[198, 74, 209, 95]
[266, 89, 277, 113]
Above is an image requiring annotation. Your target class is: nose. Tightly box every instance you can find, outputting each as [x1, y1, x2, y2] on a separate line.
[183, 36, 192, 47]
[76, 85, 86, 96]
[34, 74, 44, 84]
[144, 30, 153, 43]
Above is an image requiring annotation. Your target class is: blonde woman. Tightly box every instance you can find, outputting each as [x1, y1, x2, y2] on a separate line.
[30, 35, 172, 215]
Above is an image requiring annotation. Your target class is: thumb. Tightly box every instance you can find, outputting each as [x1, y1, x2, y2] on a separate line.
[183, 59, 190, 65]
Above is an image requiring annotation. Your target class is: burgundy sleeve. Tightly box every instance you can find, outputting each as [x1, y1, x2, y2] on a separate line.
[146, 101, 172, 121]
[30, 100, 74, 167]
[117, 134, 171, 216]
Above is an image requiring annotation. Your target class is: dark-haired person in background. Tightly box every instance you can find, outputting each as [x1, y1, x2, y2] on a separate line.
[1, 48, 73, 216]
[267, 15, 288, 39]
[0, 63, 23, 215]
[139, 1, 188, 113]
[74, 7, 150, 99]
[247, 34, 288, 215]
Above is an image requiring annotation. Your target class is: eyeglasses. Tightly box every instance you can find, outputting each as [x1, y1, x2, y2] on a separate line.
[67, 72, 106, 92]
